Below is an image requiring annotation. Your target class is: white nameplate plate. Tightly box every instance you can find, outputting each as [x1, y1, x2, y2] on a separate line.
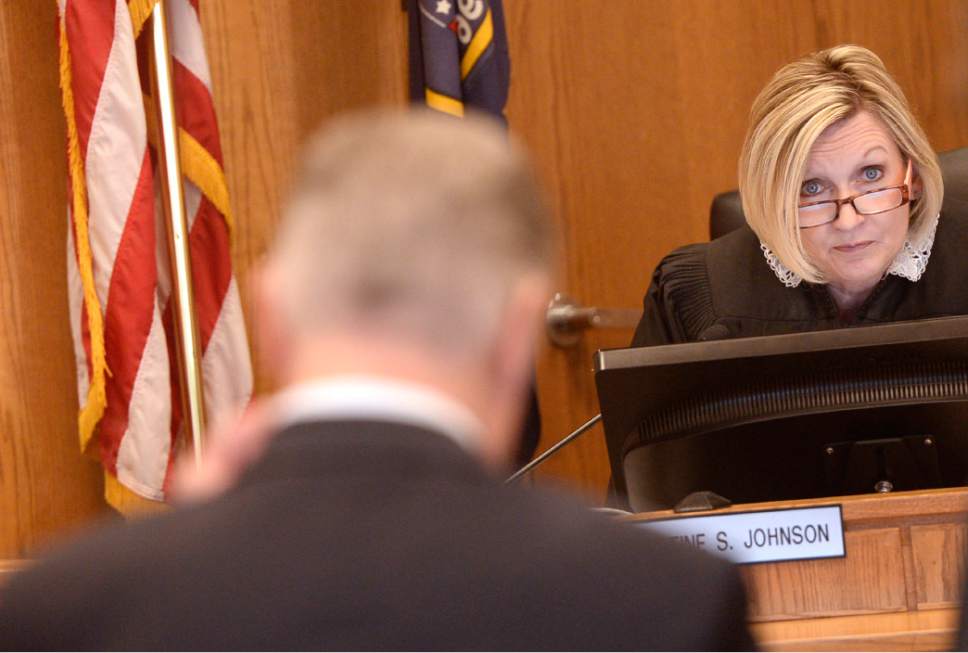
[634, 505, 845, 565]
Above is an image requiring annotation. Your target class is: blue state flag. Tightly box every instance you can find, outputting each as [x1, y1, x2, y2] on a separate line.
[408, 0, 510, 123]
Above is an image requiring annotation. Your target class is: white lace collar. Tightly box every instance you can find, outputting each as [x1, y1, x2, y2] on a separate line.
[760, 212, 940, 289]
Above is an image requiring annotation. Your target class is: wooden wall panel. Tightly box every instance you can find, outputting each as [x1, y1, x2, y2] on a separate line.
[0, 3, 107, 558]
[199, 1, 409, 394]
[745, 528, 909, 619]
[911, 523, 968, 608]
[507, 0, 968, 499]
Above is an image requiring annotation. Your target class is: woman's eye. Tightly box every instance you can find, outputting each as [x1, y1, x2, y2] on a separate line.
[862, 166, 883, 182]
[801, 180, 823, 196]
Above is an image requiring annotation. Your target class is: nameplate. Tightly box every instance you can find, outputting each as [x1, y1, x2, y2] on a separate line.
[634, 505, 845, 565]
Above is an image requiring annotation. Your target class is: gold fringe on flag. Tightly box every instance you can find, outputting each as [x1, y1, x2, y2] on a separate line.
[57, 15, 111, 457]
[105, 472, 169, 515]
[179, 129, 235, 234]
[128, 0, 159, 39]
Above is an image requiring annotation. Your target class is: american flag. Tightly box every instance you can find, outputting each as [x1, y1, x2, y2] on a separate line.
[57, 0, 252, 512]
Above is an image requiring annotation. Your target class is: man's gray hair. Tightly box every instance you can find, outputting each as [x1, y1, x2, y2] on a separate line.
[268, 109, 555, 356]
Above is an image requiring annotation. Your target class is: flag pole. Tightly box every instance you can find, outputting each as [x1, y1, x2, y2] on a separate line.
[149, 0, 207, 467]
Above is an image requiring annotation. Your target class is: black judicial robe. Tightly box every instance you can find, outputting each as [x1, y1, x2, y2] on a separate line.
[633, 196, 968, 348]
[624, 197, 968, 509]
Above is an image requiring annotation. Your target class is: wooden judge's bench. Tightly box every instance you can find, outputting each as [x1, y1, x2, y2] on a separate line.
[631, 487, 968, 651]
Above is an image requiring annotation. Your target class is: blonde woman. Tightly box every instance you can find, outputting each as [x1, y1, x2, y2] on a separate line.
[633, 44, 959, 347]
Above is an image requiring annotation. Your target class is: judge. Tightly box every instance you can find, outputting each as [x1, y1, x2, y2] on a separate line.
[634, 44, 967, 348]
[626, 44, 968, 509]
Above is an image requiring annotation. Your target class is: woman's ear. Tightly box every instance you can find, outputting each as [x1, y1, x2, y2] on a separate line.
[911, 163, 924, 200]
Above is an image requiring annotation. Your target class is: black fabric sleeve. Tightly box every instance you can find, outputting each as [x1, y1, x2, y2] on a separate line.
[631, 243, 716, 347]
[513, 380, 541, 466]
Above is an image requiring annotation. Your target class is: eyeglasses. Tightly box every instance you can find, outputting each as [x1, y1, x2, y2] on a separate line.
[797, 161, 912, 229]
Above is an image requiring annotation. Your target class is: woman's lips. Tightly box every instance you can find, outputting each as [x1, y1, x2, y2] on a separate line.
[833, 240, 874, 253]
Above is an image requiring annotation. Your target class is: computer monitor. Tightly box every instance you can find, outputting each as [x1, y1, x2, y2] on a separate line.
[594, 316, 968, 513]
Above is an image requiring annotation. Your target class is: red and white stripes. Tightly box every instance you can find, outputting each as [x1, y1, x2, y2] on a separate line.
[165, 0, 252, 496]
[58, 0, 251, 510]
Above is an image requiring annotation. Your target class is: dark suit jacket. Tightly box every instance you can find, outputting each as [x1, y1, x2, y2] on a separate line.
[0, 420, 753, 650]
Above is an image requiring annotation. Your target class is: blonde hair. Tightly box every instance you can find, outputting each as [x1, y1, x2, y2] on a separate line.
[739, 44, 943, 283]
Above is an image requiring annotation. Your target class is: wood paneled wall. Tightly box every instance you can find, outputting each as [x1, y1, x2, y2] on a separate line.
[197, 1, 409, 393]
[3, 0, 968, 553]
[511, 0, 968, 499]
[0, 3, 107, 558]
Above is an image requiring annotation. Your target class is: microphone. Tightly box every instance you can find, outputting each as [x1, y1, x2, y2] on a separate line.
[506, 413, 602, 483]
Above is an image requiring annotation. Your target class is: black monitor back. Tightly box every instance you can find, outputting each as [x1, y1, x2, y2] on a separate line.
[595, 316, 968, 512]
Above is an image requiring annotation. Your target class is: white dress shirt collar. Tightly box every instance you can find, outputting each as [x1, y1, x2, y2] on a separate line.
[272, 375, 484, 454]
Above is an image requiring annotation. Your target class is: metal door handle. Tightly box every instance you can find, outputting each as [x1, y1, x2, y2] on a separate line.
[545, 292, 641, 347]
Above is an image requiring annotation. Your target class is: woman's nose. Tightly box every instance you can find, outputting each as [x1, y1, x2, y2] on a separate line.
[832, 201, 865, 230]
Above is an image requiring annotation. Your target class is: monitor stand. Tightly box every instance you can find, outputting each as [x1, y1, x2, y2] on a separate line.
[823, 434, 942, 496]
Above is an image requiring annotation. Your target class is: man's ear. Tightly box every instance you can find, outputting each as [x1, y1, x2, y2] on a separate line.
[493, 273, 549, 391]
[484, 273, 550, 466]
[252, 264, 292, 385]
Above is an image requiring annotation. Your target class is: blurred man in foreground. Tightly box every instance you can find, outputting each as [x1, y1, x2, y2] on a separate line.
[0, 111, 752, 650]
